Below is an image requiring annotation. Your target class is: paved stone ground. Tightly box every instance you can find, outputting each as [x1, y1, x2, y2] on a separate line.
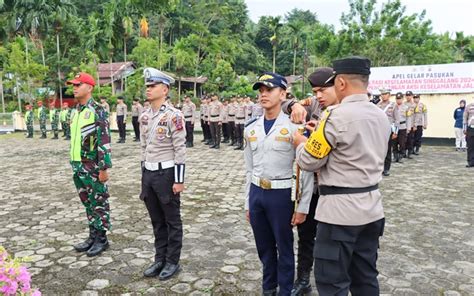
[0, 131, 472, 296]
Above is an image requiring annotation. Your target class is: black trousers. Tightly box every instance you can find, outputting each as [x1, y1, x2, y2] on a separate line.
[228, 121, 236, 141]
[394, 129, 407, 156]
[296, 191, 319, 276]
[414, 126, 423, 148]
[185, 121, 194, 144]
[384, 136, 393, 172]
[117, 115, 126, 140]
[222, 122, 229, 140]
[467, 127, 474, 166]
[132, 116, 140, 139]
[209, 122, 221, 145]
[201, 119, 211, 140]
[314, 218, 385, 296]
[406, 128, 415, 153]
[235, 123, 244, 145]
[141, 168, 183, 264]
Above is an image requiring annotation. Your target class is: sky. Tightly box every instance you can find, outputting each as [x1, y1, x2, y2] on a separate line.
[245, 0, 474, 36]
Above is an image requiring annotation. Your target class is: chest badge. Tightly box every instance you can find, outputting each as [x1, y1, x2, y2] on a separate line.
[280, 128, 289, 135]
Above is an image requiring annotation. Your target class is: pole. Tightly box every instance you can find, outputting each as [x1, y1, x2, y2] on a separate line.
[57, 33, 63, 107]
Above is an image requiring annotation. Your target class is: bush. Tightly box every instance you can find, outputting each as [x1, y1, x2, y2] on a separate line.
[0, 246, 41, 296]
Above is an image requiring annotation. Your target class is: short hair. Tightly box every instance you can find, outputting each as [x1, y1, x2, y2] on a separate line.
[117, 96, 125, 101]
[339, 74, 369, 88]
[133, 98, 139, 102]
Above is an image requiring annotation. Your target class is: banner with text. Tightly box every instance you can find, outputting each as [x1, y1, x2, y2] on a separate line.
[368, 62, 474, 94]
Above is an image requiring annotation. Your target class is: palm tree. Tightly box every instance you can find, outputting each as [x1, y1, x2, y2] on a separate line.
[268, 16, 282, 72]
[50, 0, 76, 106]
[288, 20, 305, 75]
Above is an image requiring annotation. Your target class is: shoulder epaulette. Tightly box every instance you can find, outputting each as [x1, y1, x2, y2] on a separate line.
[245, 116, 259, 127]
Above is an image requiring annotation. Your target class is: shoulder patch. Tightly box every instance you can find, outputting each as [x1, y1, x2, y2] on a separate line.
[244, 116, 259, 127]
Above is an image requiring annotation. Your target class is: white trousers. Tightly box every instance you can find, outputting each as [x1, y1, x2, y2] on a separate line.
[454, 128, 466, 148]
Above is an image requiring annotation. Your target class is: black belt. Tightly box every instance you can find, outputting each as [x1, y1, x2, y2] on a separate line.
[400, 121, 406, 124]
[184, 115, 192, 118]
[229, 114, 235, 117]
[319, 184, 379, 195]
[236, 117, 245, 119]
[211, 115, 219, 117]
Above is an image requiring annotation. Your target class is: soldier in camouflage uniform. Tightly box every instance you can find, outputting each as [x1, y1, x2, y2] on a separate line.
[37, 100, 47, 138]
[49, 102, 60, 139]
[60, 102, 70, 138]
[67, 72, 112, 257]
[24, 102, 34, 138]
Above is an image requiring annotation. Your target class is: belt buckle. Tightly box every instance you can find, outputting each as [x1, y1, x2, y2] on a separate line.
[260, 178, 272, 190]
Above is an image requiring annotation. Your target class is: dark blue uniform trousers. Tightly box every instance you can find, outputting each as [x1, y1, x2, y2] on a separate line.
[313, 218, 385, 296]
[249, 184, 294, 295]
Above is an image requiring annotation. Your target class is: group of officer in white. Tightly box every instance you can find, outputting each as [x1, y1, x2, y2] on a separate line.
[117, 56, 389, 296]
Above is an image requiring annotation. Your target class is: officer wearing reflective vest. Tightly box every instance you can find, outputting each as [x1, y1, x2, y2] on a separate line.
[293, 57, 390, 296]
[139, 67, 186, 281]
[245, 72, 313, 296]
[60, 102, 70, 138]
[67, 72, 112, 257]
[37, 100, 47, 138]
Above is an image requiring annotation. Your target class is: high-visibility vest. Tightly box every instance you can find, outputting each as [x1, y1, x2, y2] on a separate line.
[70, 106, 95, 161]
[49, 109, 57, 122]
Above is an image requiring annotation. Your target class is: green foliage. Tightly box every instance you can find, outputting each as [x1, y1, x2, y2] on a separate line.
[0, 0, 471, 109]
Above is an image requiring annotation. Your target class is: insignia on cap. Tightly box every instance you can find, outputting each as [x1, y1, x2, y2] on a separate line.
[145, 69, 151, 79]
[259, 74, 274, 81]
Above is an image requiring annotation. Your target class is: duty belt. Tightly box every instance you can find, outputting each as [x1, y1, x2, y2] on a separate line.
[251, 176, 293, 190]
[400, 121, 406, 124]
[144, 160, 175, 171]
[184, 115, 193, 118]
[211, 115, 219, 117]
[319, 184, 379, 195]
[228, 114, 235, 117]
[236, 117, 245, 119]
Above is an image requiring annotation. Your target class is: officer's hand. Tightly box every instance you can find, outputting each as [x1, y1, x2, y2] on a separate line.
[305, 120, 319, 133]
[290, 103, 307, 124]
[173, 183, 184, 194]
[291, 212, 307, 226]
[391, 133, 398, 140]
[98, 170, 109, 183]
[292, 131, 308, 148]
[246, 210, 250, 223]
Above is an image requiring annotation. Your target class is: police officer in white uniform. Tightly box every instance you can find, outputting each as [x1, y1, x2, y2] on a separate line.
[293, 57, 390, 296]
[139, 67, 186, 280]
[245, 72, 314, 296]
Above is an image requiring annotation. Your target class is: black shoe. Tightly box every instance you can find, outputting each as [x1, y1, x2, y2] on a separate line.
[73, 226, 96, 252]
[413, 147, 420, 155]
[186, 142, 192, 148]
[51, 137, 59, 140]
[229, 141, 235, 146]
[263, 289, 277, 296]
[291, 272, 312, 296]
[86, 230, 109, 257]
[133, 138, 140, 142]
[212, 144, 220, 149]
[382, 170, 390, 176]
[201, 139, 207, 143]
[158, 263, 180, 280]
[467, 164, 474, 168]
[143, 261, 165, 277]
[234, 145, 242, 150]
[64, 137, 70, 140]
[222, 139, 229, 143]
[210, 144, 217, 148]
[40, 135, 47, 139]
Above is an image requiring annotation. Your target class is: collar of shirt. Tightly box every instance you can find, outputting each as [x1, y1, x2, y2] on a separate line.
[341, 94, 369, 104]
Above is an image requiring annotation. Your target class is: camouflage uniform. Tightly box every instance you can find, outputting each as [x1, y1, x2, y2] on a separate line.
[25, 109, 34, 138]
[37, 106, 47, 138]
[70, 98, 112, 231]
[50, 108, 60, 139]
[60, 107, 69, 137]
[65, 108, 73, 139]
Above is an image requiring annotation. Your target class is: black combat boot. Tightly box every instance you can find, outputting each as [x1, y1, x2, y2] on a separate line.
[234, 142, 242, 150]
[229, 139, 235, 146]
[222, 138, 229, 143]
[291, 271, 312, 296]
[213, 144, 220, 149]
[407, 150, 413, 159]
[86, 229, 109, 257]
[414, 146, 420, 155]
[73, 226, 96, 252]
